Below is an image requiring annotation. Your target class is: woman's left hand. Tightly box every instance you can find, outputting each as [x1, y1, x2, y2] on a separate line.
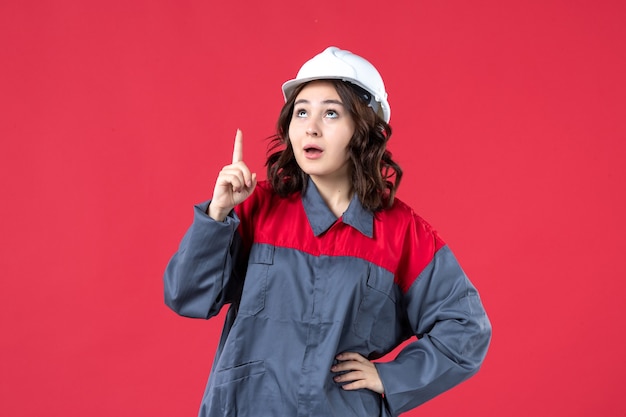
[331, 352, 384, 394]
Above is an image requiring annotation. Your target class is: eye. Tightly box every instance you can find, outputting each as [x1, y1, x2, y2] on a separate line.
[294, 108, 307, 118]
[325, 109, 339, 119]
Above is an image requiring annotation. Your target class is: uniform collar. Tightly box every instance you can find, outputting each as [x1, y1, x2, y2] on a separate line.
[302, 177, 374, 238]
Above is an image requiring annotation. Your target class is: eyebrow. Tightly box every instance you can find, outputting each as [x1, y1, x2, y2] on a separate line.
[294, 99, 345, 106]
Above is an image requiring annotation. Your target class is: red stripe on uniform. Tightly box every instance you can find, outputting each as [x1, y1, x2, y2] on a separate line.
[235, 182, 445, 294]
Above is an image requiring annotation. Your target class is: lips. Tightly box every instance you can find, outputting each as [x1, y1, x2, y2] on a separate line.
[304, 144, 323, 153]
[303, 144, 323, 159]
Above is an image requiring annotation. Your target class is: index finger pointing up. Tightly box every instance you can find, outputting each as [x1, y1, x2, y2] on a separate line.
[232, 129, 243, 164]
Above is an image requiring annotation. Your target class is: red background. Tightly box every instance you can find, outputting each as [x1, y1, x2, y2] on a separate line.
[1, 1, 625, 416]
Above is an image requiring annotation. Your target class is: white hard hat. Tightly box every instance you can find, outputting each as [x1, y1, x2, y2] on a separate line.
[282, 46, 391, 122]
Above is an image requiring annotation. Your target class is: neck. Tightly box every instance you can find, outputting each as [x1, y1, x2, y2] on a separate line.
[309, 175, 353, 218]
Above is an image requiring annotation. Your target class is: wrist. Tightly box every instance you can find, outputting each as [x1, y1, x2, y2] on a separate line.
[207, 203, 231, 222]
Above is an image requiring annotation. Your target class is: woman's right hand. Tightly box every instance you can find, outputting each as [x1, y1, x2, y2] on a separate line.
[207, 129, 257, 221]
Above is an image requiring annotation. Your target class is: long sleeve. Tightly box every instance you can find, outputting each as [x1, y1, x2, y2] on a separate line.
[376, 237, 492, 415]
[163, 201, 244, 319]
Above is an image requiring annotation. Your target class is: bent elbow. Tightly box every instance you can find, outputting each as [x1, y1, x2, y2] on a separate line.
[463, 313, 492, 373]
[164, 290, 184, 316]
[163, 273, 205, 318]
[163, 286, 191, 317]
[431, 310, 492, 376]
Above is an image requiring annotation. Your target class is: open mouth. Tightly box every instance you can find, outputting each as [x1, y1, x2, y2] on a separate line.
[304, 144, 323, 155]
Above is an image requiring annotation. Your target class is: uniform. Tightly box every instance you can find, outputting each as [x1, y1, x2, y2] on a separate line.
[164, 179, 491, 416]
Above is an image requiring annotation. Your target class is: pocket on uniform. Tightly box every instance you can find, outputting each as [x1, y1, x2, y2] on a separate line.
[216, 360, 266, 385]
[238, 244, 274, 316]
[211, 360, 270, 416]
[354, 265, 397, 345]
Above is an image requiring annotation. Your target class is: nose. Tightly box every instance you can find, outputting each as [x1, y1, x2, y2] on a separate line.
[306, 119, 320, 137]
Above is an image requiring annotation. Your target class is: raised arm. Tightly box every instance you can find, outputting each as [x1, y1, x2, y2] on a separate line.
[164, 130, 257, 318]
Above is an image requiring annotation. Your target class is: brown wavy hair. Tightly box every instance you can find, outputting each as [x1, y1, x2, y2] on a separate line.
[266, 79, 402, 212]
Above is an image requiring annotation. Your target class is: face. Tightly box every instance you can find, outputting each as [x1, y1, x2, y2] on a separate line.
[288, 81, 356, 184]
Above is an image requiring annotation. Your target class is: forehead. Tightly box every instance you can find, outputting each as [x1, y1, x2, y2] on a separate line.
[295, 80, 341, 101]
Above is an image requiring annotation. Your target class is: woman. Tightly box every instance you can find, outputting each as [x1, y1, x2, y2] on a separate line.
[164, 46, 491, 417]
